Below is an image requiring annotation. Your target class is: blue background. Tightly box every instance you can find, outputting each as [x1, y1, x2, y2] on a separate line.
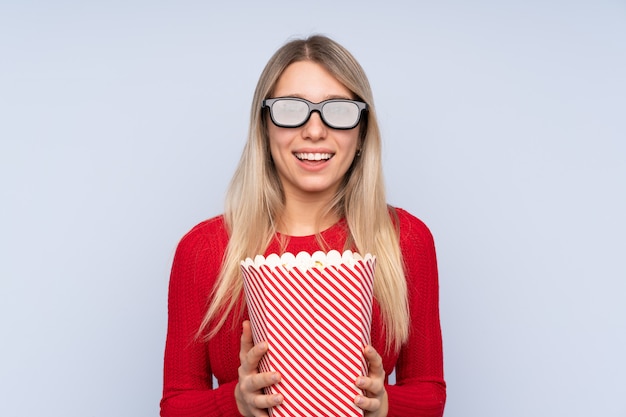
[1, 1, 625, 416]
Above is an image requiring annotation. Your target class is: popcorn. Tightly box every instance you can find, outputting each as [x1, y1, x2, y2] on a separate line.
[241, 250, 376, 417]
[243, 249, 373, 270]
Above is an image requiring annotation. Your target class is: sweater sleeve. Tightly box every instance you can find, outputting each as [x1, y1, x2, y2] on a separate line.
[385, 209, 446, 416]
[160, 221, 243, 417]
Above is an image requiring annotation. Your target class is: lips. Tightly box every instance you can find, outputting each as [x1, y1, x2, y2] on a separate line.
[294, 152, 334, 161]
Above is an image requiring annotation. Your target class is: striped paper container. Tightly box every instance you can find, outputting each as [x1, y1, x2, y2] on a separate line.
[241, 250, 376, 417]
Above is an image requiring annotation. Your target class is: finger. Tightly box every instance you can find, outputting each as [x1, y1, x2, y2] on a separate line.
[355, 375, 385, 398]
[354, 394, 381, 412]
[364, 345, 384, 378]
[252, 392, 284, 410]
[241, 340, 269, 373]
[240, 330, 270, 375]
[241, 370, 282, 393]
[364, 345, 385, 390]
[239, 321, 254, 362]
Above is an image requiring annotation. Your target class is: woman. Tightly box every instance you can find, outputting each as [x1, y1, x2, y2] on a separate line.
[160, 35, 446, 417]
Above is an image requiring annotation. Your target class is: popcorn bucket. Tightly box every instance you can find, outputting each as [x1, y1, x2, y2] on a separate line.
[241, 250, 376, 417]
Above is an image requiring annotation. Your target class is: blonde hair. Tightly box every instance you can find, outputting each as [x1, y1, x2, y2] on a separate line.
[200, 35, 408, 352]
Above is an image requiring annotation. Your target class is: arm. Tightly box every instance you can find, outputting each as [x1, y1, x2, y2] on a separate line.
[385, 210, 446, 417]
[160, 222, 243, 417]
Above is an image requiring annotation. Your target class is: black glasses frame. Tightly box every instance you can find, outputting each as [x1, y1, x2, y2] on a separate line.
[262, 97, 368, 130]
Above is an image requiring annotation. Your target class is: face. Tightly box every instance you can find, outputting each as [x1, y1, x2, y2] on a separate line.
[267, 61, 360, 203]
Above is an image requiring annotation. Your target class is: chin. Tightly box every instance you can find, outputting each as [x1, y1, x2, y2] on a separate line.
[298, 183, 340, 195]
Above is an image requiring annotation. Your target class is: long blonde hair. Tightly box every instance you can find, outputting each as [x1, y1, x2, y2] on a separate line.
[201, 35, 408, 352]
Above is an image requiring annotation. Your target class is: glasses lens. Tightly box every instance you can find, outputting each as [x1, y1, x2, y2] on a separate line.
[322, 101, 360, 128]
[271, 99, 309, 127]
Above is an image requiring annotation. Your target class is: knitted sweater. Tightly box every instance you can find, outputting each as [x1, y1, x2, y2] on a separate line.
[160, 207, 446, 416]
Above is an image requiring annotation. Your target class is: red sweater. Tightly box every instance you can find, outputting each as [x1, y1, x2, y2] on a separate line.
[161, 208, 446, 416]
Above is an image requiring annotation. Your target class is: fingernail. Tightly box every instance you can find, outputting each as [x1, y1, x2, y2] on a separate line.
[355, 395, 363, 405]
[271, 373, 280, 383]
[356, 377, 365, 387]
[273, 394, 283, 405]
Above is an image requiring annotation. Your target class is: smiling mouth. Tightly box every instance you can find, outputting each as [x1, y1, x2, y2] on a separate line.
[294, 152, 334, 161]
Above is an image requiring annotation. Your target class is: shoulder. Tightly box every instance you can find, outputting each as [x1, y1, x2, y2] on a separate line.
[169, 215, 229, 294]
[168, 216, 229, 309]
[390, 207, 439, 287]
[179, 214, 228, 242]
[391, 206, 435, 247]
[174, 215, 229, 262]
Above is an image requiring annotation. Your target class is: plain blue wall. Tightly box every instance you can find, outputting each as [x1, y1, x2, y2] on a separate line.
[1, 1, 624, 416]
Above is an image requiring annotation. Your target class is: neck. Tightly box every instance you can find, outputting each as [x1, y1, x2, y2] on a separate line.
[279, 191, 341, 237]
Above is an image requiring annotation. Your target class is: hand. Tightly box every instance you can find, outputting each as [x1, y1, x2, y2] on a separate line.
[235, 321, 283, 417]
[354, 345, 388, 417]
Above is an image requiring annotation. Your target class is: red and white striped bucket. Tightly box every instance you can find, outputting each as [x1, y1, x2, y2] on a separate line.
[241, 250, 376, 417]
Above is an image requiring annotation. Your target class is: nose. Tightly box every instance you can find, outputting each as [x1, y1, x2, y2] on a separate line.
[301, 110, 327, 141]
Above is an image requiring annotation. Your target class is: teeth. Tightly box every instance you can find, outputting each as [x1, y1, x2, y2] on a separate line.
[295, 152, 333, 161]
